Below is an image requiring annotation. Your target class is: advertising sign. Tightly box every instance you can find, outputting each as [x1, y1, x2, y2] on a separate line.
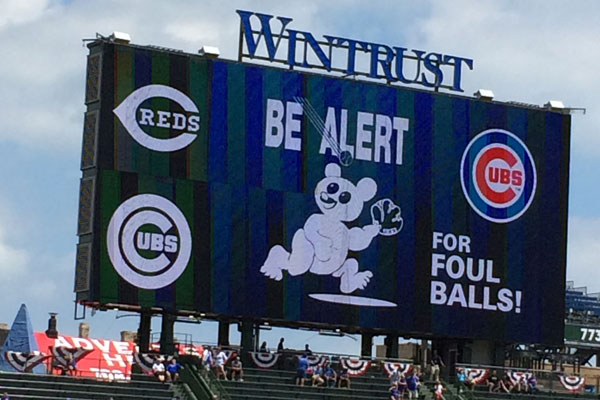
[564, 324, 600, 347]
[77, 40, 570, 344]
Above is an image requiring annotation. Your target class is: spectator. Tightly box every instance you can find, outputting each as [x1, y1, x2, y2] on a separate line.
[152, 357, 167, 382]
[527, 374, 538, 394]
[229, 355, 244, 381]
[338, 367, 351, 389]
[215, 347, 228, 380]
[312, 363, 325, 387]
[486, 371, 500, 393]
[323, 361, 337, 388]
[202, 346, 213, 371]
[304, 344, 313, 355]
[456, 369, 473, 392]
[398, 373, 407, 399]
[1, 393, 9, 400]
[430, 351, 444, 382]
[390, 366, 400, 386]
[277, 338, 285, 353]
[434, 380, 446, 400]
[166, 358, 183, 382]
[390, 382, 400, 400]
[296, 354, 309, 386]
[259, 341, 267, 353]
[500, 374, 513, 393]
[406, 371, 420, 400]
[65, 354, 78, 376]
[515, 374, 527, 393]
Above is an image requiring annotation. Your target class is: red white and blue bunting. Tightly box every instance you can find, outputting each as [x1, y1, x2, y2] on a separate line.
[508, 371, 532, 386]
[297, 354, 328, 368]
[465, 368, 489, 384]
[340, 358, 371, 376]
[51, 346, 93, 368]
[133, 353, 174, 374]
[249, 352, 280, 369]
[384, 362, 412, 377]
[558, 375, 585, 392]
[4, 351, 49, 372]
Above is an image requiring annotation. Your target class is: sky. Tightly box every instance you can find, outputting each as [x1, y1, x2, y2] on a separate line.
[0, 0, 599, 354]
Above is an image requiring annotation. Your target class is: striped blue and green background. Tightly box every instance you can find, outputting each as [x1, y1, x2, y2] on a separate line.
[87, 43, 570, 344]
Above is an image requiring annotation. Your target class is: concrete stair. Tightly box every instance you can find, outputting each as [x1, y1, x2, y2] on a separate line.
[0, 371, 174, 400]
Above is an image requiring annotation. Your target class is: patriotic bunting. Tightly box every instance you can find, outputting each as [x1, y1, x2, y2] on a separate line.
[249, 352, 281, 369]
[133, 353, 174, 374]
[4, 351, 49, 373]
[508, 371, 532, 386]
[51, 346, 93, 368]
[558, 375, 585, 392]
[340, 358, 371, 376]
[465, 368, 489, 384]
[297, 354, 328, 368]
[384, 362, 412, 377]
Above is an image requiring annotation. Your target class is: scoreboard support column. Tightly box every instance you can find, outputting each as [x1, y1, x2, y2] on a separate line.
[361, 333, 374, 358]
[137, 308, 152, 353]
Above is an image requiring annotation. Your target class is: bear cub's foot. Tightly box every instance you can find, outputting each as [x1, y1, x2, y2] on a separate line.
[259, 245, 288, 281]
[333, 258, 373, 293]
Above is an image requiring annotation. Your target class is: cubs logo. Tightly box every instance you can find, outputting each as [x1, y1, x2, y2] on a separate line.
[460, 129, 536, 223]
[107, 194, 192, 289]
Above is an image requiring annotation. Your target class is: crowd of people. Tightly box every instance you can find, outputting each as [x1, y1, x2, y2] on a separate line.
[388, 367, 423, 400]
[294, 353, 353, 388]
[148, 341, 543, 400]
[483, 370, 538, 394]
[200, 345, 244, 382]
[455, 368, 539, 394]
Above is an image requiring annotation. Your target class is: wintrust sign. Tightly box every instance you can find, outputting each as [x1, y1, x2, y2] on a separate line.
[237, 10, 473, 92]
[113, 84, 200, 152]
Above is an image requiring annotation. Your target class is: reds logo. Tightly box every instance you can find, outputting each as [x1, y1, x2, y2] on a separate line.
[461, 129, 536, 223]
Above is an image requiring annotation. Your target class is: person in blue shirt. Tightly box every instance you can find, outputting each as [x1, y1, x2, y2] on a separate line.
[390, 367, 400, 385]
[398, 373, 407, 399]
[296, 354, 309, 386]
[406, 371, 420, 399]
[166, 358, 183, 382]
[323, 361, 337, 387]
[390, 382, 400, 400]
[311, 363, 325, 387]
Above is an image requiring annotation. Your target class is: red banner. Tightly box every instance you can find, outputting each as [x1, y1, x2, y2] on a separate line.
[35, 332, 136, 380]
[34, 332, 204, 380]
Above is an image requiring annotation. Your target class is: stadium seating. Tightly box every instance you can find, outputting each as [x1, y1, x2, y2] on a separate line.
[185, 363, 439, 400]
[0, 371, 174, 400]
[467, 387, 599, 400]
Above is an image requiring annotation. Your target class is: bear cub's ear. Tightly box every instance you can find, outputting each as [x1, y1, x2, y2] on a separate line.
[357, 177, 377, 202]
[325, 163, 341, 177]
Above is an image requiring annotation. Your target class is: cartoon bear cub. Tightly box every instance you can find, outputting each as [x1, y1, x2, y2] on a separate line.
[260, 163, 395, 293]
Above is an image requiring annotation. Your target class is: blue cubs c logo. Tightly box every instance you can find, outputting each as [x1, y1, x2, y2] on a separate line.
[460, 129, 536, 223]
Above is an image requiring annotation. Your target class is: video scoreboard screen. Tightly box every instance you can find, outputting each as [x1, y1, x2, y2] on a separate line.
[76, 40, 570, 345]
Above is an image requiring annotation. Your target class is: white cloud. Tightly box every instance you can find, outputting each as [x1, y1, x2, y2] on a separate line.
[0, 232, 29, 281]
[0, 0, 50, 28]
[567, 216, 600, 293]
[411, 0, 600, 154]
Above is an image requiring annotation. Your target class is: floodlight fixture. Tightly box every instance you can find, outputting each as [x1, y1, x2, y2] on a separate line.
[544, 100, 565, 111]
[474, 89, 495, 101]
[199, 45, 220, 58]
[109, 31, 131, 44]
